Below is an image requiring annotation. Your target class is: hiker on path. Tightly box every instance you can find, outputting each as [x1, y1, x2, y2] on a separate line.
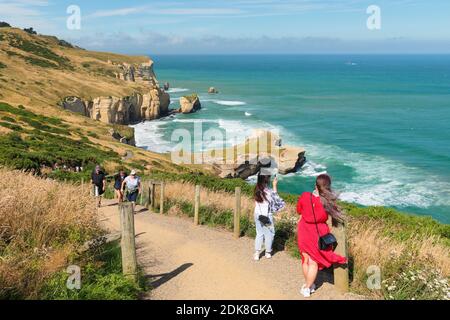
[121, 170, 141, 213]
[114, 170, 128, 204]
[296, 174, 347, 298]
[91, 165, 106, 208]
[253, 174, 285, 261]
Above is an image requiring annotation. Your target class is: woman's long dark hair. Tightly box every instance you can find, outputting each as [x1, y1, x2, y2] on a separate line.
[254, 174, 270, 203]
[316, 174, 343, 221]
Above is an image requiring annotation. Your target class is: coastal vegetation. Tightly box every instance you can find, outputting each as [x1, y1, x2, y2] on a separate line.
[0, 169, 143, 300]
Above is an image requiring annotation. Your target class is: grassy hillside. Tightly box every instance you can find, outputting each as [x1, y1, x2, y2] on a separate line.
[0, 27, 148, 108]
[0, 27, 209, 178]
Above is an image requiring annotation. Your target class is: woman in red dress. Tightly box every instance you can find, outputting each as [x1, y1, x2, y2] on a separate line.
[297, 174, 347, 297]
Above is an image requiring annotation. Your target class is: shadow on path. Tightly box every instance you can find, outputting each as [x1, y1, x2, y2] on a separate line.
[147, 263, 194, 290]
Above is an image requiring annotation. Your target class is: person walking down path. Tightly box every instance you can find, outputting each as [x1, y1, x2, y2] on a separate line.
[253, 174, 285, 261]
[121, 170, 141, 213]
[296, 174, 347, 298]
[114, 170, 128, 204]
[91, 165, 106, 208]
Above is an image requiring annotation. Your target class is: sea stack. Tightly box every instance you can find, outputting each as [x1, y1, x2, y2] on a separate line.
[179, 94, 202, 114]
[208, 87, 219, 94]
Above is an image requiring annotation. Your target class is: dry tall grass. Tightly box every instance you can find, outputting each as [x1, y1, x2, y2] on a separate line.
[0, 169, 98, 299]
[348, 219, 449, 298]
[163, 181, 297, 220]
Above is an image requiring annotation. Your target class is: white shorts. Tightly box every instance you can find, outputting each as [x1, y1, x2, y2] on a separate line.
[94, 186, 100, 197]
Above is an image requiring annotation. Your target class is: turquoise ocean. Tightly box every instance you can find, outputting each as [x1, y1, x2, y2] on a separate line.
[132, 55, 450, 223]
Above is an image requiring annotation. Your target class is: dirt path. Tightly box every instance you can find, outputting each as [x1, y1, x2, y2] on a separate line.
[99, 199, 354, 300]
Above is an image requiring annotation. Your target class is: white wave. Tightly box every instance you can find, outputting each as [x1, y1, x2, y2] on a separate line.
[212, 100, 247, 106]
[299, 161, 328, 177]
[166, 88, 189, 93]
[286, 138, 450, 209]
[245, 112, 252, 117]
[130, 120, 173, 153]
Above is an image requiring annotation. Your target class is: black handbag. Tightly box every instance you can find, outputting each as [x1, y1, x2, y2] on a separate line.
[311, 194, 338, 251]
[258, 214, 271, 226]
[257, 203, 272, 226]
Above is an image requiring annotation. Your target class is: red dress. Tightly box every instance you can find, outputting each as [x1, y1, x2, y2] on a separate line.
[297, 192, 347, 270]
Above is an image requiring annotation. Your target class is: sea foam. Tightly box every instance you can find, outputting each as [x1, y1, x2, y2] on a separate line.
[166, 88, 189, 93]
[212, 100, 247, 106]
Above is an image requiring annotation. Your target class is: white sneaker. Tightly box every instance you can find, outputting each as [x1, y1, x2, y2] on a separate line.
[301, 286, 311, 298]
[265, 252, 272, 259]
[310, 284, 316, 293]
[254, 252, 260, 261]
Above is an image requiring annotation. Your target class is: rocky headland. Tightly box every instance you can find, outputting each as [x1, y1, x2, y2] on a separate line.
[195, 130, 306, 179]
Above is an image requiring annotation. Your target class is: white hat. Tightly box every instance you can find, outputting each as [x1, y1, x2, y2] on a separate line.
[130, 170, 137, 176]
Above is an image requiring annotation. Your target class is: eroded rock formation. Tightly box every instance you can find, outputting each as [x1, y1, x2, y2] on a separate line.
[201, 130, 306, 179]
[179, 95, 202, 114]
[62, 89, 170, 124]
[60, 59, 171, 124]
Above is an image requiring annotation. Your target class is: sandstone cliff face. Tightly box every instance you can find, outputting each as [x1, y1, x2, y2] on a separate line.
[61, 59, 170, 124]
[62, 89, 170, 125]
[114, 60, 157, 85]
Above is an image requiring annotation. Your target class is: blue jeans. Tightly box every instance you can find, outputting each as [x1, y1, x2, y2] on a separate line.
[254, 214, 275, 253]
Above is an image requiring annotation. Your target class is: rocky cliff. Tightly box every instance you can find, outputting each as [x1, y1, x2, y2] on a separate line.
[61, 61, 170, 124]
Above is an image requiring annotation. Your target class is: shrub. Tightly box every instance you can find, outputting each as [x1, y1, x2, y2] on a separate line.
[0, 103, 121, 173]
[0, 22, 11, 28]
[8, 34, 72, 69]
[23, 27, 37, 35]
[0, 62, 6, 69]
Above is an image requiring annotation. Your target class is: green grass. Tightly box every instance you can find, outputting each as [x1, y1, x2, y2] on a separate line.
[112, 124, 135, 141]
[87, 131, 99, 139]
[0, 62, 6, 69]
[24, 55, 58, 68]
[0, 103, 121, 173]
[40, 241, 144, 300]
[7, 34, 73, 70]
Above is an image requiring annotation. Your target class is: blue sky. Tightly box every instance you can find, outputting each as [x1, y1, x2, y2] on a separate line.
[1, 0, 450, 54]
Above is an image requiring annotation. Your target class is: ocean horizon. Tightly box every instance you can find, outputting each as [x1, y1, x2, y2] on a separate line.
[132, 54, 450, 223]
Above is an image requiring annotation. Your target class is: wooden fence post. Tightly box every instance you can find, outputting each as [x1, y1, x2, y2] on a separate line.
[81, 178, 84, 192]
[234, 187, 241, 239]
[150, 182, 155, 212]
[119, 202, 138, 282]
[333, 221, 349, 293]
[160, 181, 165, 214]
[194, 185, 200, 225]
